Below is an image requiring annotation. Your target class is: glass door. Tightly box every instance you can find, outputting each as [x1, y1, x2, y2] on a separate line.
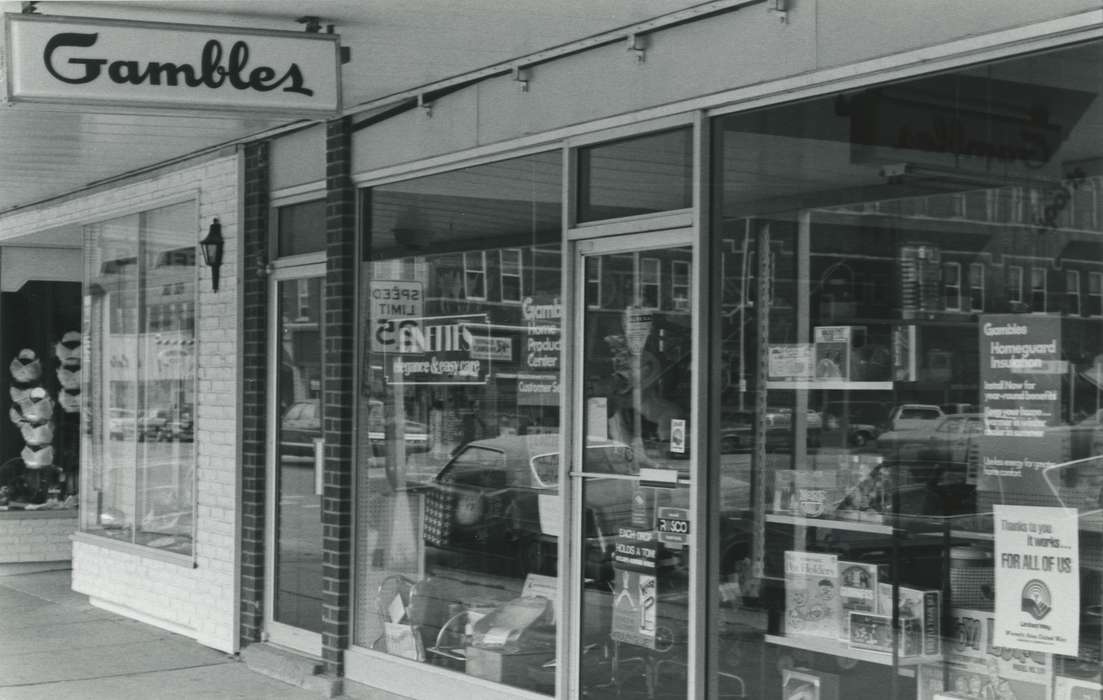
[266, 265, 326, 655]
[573, 232, 698, 699]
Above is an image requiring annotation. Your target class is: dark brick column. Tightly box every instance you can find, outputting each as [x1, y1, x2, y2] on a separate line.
[321, 116, 356, 676]
[239, 141, 270, 646]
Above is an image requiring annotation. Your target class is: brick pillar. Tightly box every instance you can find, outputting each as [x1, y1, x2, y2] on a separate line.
[322, 117, 356, 675]
[239, 141, 270, 645]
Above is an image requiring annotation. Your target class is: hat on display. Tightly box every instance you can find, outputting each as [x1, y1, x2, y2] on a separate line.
[9, 405, 22, 425]
[21, 444, 53, 469]
[9, 386, 31, 403]
[61, 356, 81, 370]
[10, 349, 41, 384]
[55, 331, 81, 364]
[19, 388, 53, 424]
[58, 388, 80, 414]
[20, 421, 53, 446]
[57, 366, 80, 391]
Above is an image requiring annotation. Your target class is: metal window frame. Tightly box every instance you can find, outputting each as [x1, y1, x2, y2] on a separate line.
[499, 247, 524, 304]
[969, 262, 985, 312]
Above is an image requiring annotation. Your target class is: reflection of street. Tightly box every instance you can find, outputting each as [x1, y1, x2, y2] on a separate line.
[275, 458, 323, 632]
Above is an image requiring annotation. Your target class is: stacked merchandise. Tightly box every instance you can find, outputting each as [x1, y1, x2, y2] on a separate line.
[918, 609, 1053, 700]
[783, 549, 941, 659]
[2, 331, 81, 509]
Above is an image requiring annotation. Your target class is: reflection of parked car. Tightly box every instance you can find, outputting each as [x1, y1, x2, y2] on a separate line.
[108, 408, 136, 440]
[422, 434, 576, 578]
[877, 413, 983, 490]
[915, 413, 983, 466]
[137, 408, 170, 442]
[280, 400, 321, 457]
[166, 408, 193, 442]
[887, 404, 944, 432]
[721, 409, 821, 451]
[423, 434, 751, 582]
[822, 400, 892, 447]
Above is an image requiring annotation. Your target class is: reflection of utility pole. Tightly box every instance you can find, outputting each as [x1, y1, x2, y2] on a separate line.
[739, 222, 750, 411]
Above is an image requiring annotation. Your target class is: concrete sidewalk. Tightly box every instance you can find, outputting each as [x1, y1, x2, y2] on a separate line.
[0, 563, 403, 700]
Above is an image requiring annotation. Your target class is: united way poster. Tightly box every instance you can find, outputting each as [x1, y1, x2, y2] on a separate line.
[993, 505, 1079, 656]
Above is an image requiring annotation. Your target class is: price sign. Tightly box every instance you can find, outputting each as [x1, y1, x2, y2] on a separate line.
[656, 507, 690, 548]
[624, 307, 653, 356]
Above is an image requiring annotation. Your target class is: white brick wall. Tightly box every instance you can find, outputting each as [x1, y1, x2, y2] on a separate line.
[0, 152, 242, 654]
[0, 512, 77, 562]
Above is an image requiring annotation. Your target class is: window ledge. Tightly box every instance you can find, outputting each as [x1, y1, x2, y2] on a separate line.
[0, 508, 78, 520]
[72, 531, 196, 568]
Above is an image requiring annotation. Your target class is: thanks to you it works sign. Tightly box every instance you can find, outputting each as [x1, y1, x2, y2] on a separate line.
[4, 14, 341, 115]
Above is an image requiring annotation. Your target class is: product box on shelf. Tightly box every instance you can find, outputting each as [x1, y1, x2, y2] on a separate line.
[939, 608, 1053, 700]
[465, 646, 554, 688]
[837, 560, 879, 640]
[784, 551, 841, 639]
[1054, 676, 1102, 700]
[782, 667, 840, 700]
[773, 470, 842, 518]
[849, 611, 923, 656]
[877, 583, 941, 656]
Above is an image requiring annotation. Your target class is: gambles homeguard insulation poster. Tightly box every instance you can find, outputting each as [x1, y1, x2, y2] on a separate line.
[977, 314, 1064, 495]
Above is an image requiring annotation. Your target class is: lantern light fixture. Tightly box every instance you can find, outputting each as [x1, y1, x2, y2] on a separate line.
[199, 218, 225, 292]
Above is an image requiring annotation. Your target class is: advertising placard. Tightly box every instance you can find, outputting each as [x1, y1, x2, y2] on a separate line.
[384, 314, 491, 385]
[769, 344, 813, 381]
[624, 307, 653, 356]
[993, 505, 1079, 656]
[611, 526, 658, 648]
[522, 295, 561, 371]
[814, 326, 851, 380]
[656, 506, 689, 548]
[977, 315, 1065, 494]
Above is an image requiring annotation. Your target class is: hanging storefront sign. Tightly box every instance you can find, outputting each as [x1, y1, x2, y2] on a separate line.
[4, 14, 341, 115]
[993, 504, 1079, 656]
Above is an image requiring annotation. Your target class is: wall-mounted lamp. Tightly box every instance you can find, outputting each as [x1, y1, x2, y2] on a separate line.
[199, 218, 225, 292]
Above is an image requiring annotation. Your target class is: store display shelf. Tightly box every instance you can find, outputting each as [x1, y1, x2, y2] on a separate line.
[766, 513, 896, 535]
[765, 380, 894, 391]
[765, 634, 941, 668]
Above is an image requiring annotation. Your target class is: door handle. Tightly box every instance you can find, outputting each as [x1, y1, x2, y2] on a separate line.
[313, 437, 325, 496]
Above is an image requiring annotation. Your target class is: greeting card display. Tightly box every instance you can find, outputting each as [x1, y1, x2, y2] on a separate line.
[784, 551, 840, 639]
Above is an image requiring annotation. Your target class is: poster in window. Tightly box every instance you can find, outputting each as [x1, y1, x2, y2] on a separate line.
[993, 504, 1079, 656]
[977, 314, 1065, 496]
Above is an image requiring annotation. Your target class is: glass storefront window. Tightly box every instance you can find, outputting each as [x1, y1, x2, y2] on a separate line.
[277, 199, 326, 257]
[712, 41, 1103, 699]
[81, 201, 197, 555]
[354, 152, 563, 695]
[577, 128, 693, 223]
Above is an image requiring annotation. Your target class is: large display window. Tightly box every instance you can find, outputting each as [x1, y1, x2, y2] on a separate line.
[354, 152, 563, 694]
[712, 41, 1103, 699]
[81, 201, 198, 555]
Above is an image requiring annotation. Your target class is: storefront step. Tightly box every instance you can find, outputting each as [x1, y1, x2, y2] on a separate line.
[240, 642, 337, 697]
